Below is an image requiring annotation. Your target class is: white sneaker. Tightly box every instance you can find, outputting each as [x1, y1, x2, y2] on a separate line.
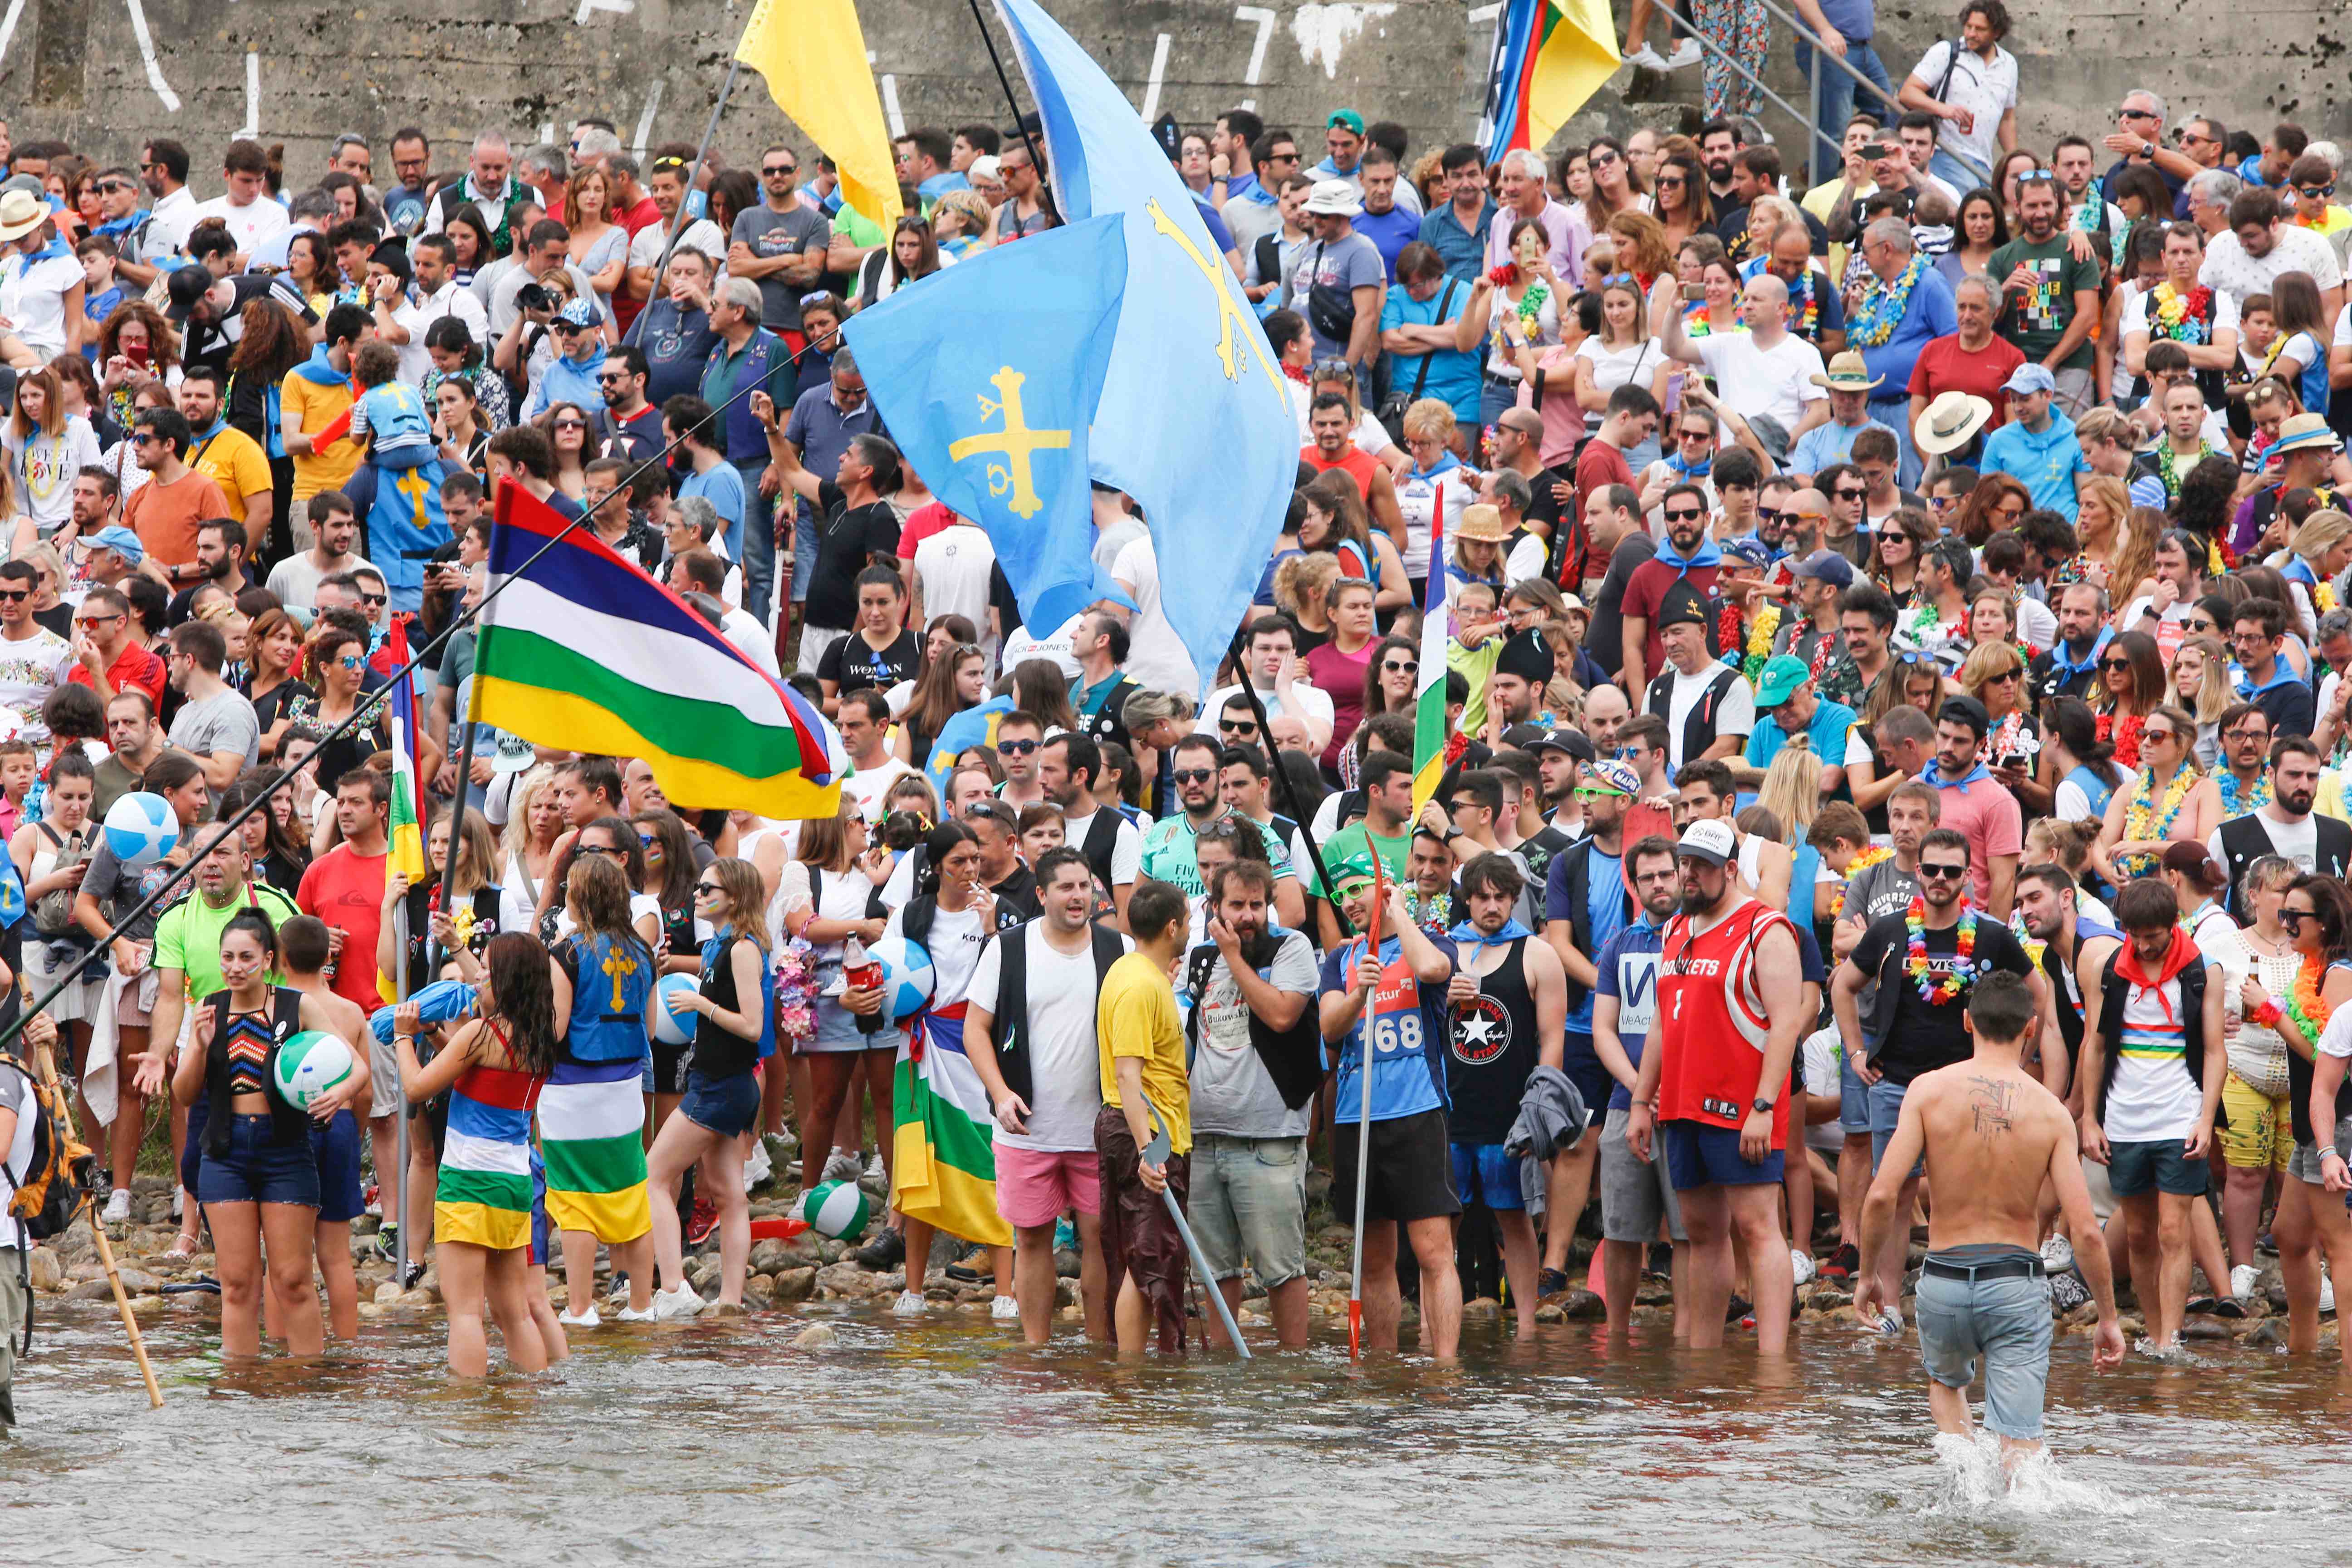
[558, 1305, 601, 1330]
[866, 1152, 887, 1182]
[2230, 1263, 2260, 1300]
[2039, 1234, 2076, 1274]
[1790, 1248, 1816, 1286]
[613, 1304, 657, 1323]
[744, 1142, 773, 1189]
[653, 1282, 705, 1320]
[1623, 43, 1670, 70]
[102, 1188, 132, 1225]
[821, 1149, 864, 1185]
[892, 1289, 927, 1316]
[1664, 37, 1702, 67]
[991, 1294, 1020, 1321]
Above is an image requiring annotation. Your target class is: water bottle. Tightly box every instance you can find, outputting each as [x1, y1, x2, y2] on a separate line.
[842, 936, 884, 1036]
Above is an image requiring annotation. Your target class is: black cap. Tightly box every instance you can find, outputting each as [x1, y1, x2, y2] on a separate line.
[1528, 727, 1596, 763]
[164, 264, 214, 323]
[1495, 627, 1553, 685]
[1655, 579, 1714, 632]
[1938, 694, 1989, 739]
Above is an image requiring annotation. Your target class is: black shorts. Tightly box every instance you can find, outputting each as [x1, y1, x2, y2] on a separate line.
[1332, 1106, 1462, 1224]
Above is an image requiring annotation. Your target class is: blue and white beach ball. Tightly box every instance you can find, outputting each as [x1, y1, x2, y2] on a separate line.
[798, 1179, 872, 1241]
[865, 935, 935, 1022]
[102, 791, 179, 869]
[652, 973, 702, 1046]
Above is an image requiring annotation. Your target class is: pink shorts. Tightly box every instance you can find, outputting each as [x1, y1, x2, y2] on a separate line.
[994, 1143, 1100, 1229]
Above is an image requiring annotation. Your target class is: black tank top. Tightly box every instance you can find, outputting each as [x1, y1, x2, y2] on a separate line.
[1445, 937, 1542, 1144]
[2040, 934, 2087, 1069]
[693, 932, 764, 1079]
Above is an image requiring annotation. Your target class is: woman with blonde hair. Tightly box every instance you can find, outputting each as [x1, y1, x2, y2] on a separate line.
[2091, 701, 2220, 886]
[931, 189, 996, 260]
[2165, 634, 2232, 766]
[1960, 640, 2048, 812]
[2283, 508, 2352, 638]
[1739, 195, 1802, 265]
[1572, 272, 1669, 444]
[2051, 473, 2131, 593]
[1273, 552, 1338, 652]
[497, 764, 565, 938]
[4, 362, 100, 543]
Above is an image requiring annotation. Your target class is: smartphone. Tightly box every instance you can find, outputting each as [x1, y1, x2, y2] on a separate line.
[1681, 282, 1705, 304]
[124, 340, 149, 367]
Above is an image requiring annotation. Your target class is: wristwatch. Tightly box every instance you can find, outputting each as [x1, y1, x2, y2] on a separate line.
[1751, 1096, 1775, 1115]
[2141, 140, 2157, 158]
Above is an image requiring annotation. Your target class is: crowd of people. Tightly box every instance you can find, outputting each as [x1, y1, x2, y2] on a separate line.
[2, 5, 2352, 1468]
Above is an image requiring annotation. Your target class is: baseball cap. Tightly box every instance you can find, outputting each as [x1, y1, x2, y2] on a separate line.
[164, 264, 215, 323]
[1676, 819, 1738, 867]
[1527, 727, 1595, 763]
[1754, 654, 1813, 710]
[85, 525, 145, 564]
[2002, 363, 2057, 396]
[1326, 847, 1380, 897]
[556, 296, 602, 329]
[1327, 109, 1365, 136]
[1792, 550, 1854, 588]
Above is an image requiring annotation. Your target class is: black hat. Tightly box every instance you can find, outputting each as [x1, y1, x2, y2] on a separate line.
[1655, 579, 1713, 632]
[1938, 694, 1989, 739]
[1495, 627, 1553, 685]
[164, 264, 215, 323]
[1527, 727, 1596, 763]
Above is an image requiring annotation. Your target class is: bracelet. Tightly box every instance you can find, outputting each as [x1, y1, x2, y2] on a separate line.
[2322, 1148, 2345, 1164]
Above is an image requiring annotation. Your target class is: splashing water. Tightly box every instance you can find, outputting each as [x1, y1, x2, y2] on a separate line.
[1924, 1430, 2141, 1519]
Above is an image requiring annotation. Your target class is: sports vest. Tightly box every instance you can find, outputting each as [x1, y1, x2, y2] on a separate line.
[1445, 937, 1543, 1144]
[1646, 662, 1741, 771]
[2217, 810, 2352, 918]
[1657, 898, 1793, 1138]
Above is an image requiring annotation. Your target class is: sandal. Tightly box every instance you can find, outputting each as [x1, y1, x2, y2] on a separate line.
[161, 1232, 201, 1262]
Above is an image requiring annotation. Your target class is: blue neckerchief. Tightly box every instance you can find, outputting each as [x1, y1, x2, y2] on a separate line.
[1919, 759, 1994, 794]
[1663, 449, 1712, 480]
[191, 416, 227, 444]
[1446, 918, 1534, 949]
[289, 343, 349, 386]
[92, 213, 142, 240]
[1408, 452, 1462, 486]
[1655, 533, 1721, 577]
[2237, 659, 2305, 698]
[2045, 627, 2111, 681]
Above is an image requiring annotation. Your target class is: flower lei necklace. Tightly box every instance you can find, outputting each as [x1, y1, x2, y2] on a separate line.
[2285, 950, 2335, 1049]
[2154, 439, 2214, 500]
[1742, 601, 1782, 684]
[1786, 267, 1821, 339]
[1905, 897, 1979, 1005]
[2150, 282, 2214, 345]
[2118, 764, 2197, 879]
[2216, 768, 2272, 818]
[1828, 846, 1891, 921]
[1849, 252, 1928, 349]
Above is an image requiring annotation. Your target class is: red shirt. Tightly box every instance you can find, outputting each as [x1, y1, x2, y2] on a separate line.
[297, 843, 390, 1014]
[611, 194, 666, 337]
[1573, 436, 1635, 513]
[896, 501, 956, 556]
[1299, 444, 1379, 500]
[1905, 332, 2025, 429]
[1657, 897, 1795, 1140]
[1619, 558, 1725, 685]
[67, 642, 167, 706]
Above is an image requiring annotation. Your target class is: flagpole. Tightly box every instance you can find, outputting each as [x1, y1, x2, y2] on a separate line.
[962, 0, 1058, 220]
[391, 899, 412, 1285]
[649, 58, 745, 297]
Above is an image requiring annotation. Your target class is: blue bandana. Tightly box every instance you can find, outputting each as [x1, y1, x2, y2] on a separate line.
[1654, 532, 1722, 578]
[2044, 627, 2111, 682]
[289, 342, 351, 386]
[1663, 449, 1712, 480]
[1919, 759, 1994, 795]
[1446, 918, 1534, 949]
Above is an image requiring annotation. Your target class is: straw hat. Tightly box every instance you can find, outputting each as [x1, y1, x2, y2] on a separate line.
[1914, 391, 1994, 455]
[1454, 503, 1512, 543]
[1808, 350, 1884, 392]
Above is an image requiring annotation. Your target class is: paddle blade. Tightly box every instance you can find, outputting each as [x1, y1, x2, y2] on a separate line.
[747, 1216, 811, 1240]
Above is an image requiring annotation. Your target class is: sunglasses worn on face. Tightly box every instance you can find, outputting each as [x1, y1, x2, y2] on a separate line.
[1662, 508, 1704, 522]
[2283, 909, 2318, 926]
[1917, 863, 1969, 880]
[1835, 486, 1867, 500]
[1382, 659, 1417, 673]
[0, 590, 27, 603]
[996, 738, 1038, 755]
[1173, 769, 1217, 785]
[2099, 657, 2132, 671]
[1219, 719, 1258, 733]
[695, 880, 723, 894]
[763, 164, 797, 176]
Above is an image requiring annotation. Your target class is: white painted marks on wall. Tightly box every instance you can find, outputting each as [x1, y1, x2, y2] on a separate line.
[1232, 5, 1276, 111]
[1290, 3, 1398, 78]
[0, 0, 28, 76]
[122, 0, 180, 111]
[575, 0, 632, 24]
[1140, 32, 1171, 121]
[633, 79, 663, 158]
[236, 49, 259, 136]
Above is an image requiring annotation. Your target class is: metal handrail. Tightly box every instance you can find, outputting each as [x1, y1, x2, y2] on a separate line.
[1644, 13, 1821, 168]
[1667, 3, 1992, 190]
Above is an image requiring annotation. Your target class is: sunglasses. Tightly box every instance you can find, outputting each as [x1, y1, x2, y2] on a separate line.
[1662, 508, 1705, 522]
[2098, 657, 2132, 671]
[996, 738, 1038, 756]
[2282, 908, 2318, 927]
[336, 654, 365, 670]
[762, 164, 798, 176]
[584, 842, 629, 859]
[2141, 728, 2178, 745]
[2299, 184, 2336, 200]
[1916, 862, 1969, 881]
[553, 419, 586, 431]
[1590, 149, 1620, 166]
[1834, 486, 1867, 500]
[1173, 768, 1218, 785]
[1218, 719, 1259, 734]
[1572, 786, 1627, 801]
[2119, 108, 2159, 122]
[694, 880, 723, 894]
[1381, 659, 1417, 673]
[1989, 668, 2022, 683]
[637, 832, 657, 846]
[2184, 615, 2216, 632]
[1756, 506, 1782, 523]
[0, 590, 27, 603]
[359, 592, 387, 607]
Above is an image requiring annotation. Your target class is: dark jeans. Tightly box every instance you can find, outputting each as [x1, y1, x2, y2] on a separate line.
[733, 456, 777, 626]
[1794, 35, 1893, 186]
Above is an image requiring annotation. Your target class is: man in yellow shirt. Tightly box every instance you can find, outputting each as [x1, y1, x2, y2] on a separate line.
[280, 301, 367, 550]
[177, 366, 272, 549]
[1095, 878, 1194, 1354]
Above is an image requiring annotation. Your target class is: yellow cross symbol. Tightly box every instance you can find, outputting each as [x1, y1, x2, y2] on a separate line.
[393, 466, 432, 528]
[602, 944, 638, 1011]
[1144, 197, 1288, 403]
[946, 367, 1068, 519]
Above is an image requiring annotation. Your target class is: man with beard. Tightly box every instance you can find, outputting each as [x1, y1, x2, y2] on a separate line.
[2027, 582, 2112, 708]
[1698, 120, 1744, 210]
[1039, 731, 1144, 926]
[1769, 551, 1852, 693]
[1832, 825, 2038, 1318]
[1590, 834, 1690, 1336]
[1140, 733, 1300, 909]
[1624, 819, 1808, 1355]
[1485, 628, 1554, 732]
[1988, 174, 2101, 417]
[2014, 861, 2122, 1109]
[1619, 484, 1725, 696]
[2209, 737, 2351, 900]
[1917, 697, 2022, 920]
[1442, 853, 1568, 1335]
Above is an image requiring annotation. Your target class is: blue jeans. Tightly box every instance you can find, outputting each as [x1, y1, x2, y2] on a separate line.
[732, 456, 777, 627]
[1867, 1076, 1922, 1180]
[1794, 36, 1893, 186]
[1929, 148, 1992, 196]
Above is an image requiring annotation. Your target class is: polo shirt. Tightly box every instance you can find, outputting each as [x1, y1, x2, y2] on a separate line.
[1744, 696, 1858, 778]
[1419, 198, 1498, 281]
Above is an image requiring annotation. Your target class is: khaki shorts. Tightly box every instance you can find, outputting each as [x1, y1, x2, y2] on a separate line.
[0, 1247, 25, 1426]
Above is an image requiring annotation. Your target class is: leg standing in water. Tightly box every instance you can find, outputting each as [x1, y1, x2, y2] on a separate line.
[1592, 837, 1690, 1340]
[1857, 972, 2125, 1474]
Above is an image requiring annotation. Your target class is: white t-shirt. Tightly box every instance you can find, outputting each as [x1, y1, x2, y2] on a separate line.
[628, 217, 725, 274]
[1193, 680, 1335, 740]
[2207, 812, 2322, 876]
[913, 524, 998, 657]
[1110, 534, 1198, 700]
[842, 755, 917, 822]
[0, 248, 86, 360]
[2200, 224, 2344, 308]
[550, 890, 666, 948]
[1801, 1024, 1845, 1155]
[883, 898, 989, 1009]
[718, 606, 783, 681]
[2102, 959, 2215, 1142]
[191, 193, 292, 256]
[1060, 806, 1143, 886]
[967, 923, 1135, 1152]
[1904, 42, 2018, 178]
[999, 612, 1082, 679]
[1575, 336, 1665, 432]
[1663, 662, 1754, 770]
[1694, 331, 1827, 434]
[2014, 594, 2058, 650]
[1188, 928, 1320, 1140]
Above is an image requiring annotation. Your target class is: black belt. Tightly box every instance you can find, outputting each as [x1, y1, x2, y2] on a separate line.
[1922, 1255, 2043, 1282]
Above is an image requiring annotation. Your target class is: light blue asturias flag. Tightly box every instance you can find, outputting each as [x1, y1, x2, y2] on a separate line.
[840, 214, 1126, 637]
[922, 694, 1014, 799]
[989, 0, 1296, 690]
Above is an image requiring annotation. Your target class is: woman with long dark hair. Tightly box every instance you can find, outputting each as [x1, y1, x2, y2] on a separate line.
[632, 807, 704, 977]
[1937, 189, 2008, 292]
[2092, 625, 2166, 768]
[1357, 632, 1419, 727]
[442, 202, 500, 288]
[2043, 694, 2131, 825]
[215, 774, 309, 897]
[395, 930, 564, 1375]
[859, 215, 949, 308]
[2267, 874, 2352, 1366]
[1651, 151, 1714, 253]
[225, 297, 308, 551]
[893, 640, 986, 768]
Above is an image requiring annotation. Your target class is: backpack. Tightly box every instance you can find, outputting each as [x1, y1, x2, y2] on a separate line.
[31, 820, 92, 938]
[1182, 934, 1327, 1110]
[5, 1046, 94, 1353]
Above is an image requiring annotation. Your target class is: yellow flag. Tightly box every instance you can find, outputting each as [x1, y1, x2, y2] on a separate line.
[1527, 0, 1622, 152]
[734, 0, 904, 232]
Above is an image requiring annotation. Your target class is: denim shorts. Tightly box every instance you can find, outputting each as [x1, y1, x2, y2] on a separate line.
[1186, 1133, 1308, 1286]
[1661, 1118, 1784, 1191]
[198, 1113, 323, 1209]
[1914, 1252, 2054, 1441]
[1449, 1141, 1527, 1211]
[309, 1107, 365, 1223]
[681, 1068, 761, 1139]
[2107, 1137, 2210, 1198]
[1868, 1078, 1921, 1180]
[1839, 1049, 1872, 1136]
[2288, 1114, 2352, 1185]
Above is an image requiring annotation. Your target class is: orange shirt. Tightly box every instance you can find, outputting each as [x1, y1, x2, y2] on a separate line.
[122, 468, 230, 572]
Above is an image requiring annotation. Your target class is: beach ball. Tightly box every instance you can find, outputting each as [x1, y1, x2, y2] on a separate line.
[652, 973, 701, 1047]
[865, 935, 935, 1022]
[103, 791, 179, 869]
[798, 1179, 871, 1241]
[272, 1031, 357, 1110]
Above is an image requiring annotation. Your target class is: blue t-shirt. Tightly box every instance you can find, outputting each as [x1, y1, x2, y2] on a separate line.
[679, 461, 749, 558]
[1355, 205, 1421, 279]
[1592, 921, 1664, 1112]
[1857, 266, 1957, 394]
[1379, 277, 1482, 424]
[1318, 933, 1455, 1123]
[1744, 697, 1858, 780]
[1567, 848, 1628, 1035]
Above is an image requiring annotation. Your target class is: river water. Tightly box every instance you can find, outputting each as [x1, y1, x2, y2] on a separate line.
[7, 1302, 2351, 1565]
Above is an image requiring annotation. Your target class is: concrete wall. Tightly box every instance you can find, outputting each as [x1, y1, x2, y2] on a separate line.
[1, 0, 2344, 186]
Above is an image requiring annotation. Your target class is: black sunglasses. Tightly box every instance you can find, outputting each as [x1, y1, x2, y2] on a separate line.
[1917, 862, 1969, 880]
[1662, 508, 1705, 522]
[996, 737, 1038, 755]
[1218, 718, 1259, 733]
[1834, 486, 1867, 500]
[2098, 657, 2132, 671]
[1172, 768, 1218, 785]
[763, 164, 798, 176]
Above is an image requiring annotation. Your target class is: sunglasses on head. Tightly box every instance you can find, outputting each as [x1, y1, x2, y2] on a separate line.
[1917, 862, 1969, 880]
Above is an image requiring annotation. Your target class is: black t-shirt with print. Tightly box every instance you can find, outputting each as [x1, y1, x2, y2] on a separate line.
[803, 479, 903, 630]
[817, 628, 920, 696]
[1852, 911, 2033, 1085]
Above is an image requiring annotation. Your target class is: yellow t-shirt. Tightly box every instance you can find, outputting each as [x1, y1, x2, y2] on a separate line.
[1096, 950, 1190, 1155]
[280, 369, 360, 500]
[187, 422, 272, 524]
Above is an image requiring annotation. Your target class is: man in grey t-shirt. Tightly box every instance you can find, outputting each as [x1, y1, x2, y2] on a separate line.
[1181, 867, 1319, 1348]
[164, 622, 259, 785]
[1278, 181, 1388, 369]
[730, 146, 832, 335]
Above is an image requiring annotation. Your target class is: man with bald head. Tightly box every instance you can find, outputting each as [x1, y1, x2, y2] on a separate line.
[1655, 270, 1830, 439]
[1490, 404, 1569, 562]
[1763, 221, 1845, 356]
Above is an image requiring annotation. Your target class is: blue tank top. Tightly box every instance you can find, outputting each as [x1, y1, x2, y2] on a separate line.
[2066, 763, 2118, 823]
[559, 931, 654, 1064]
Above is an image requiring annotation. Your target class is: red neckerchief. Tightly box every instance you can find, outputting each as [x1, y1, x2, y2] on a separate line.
[2115, 927, 2197, 1022]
